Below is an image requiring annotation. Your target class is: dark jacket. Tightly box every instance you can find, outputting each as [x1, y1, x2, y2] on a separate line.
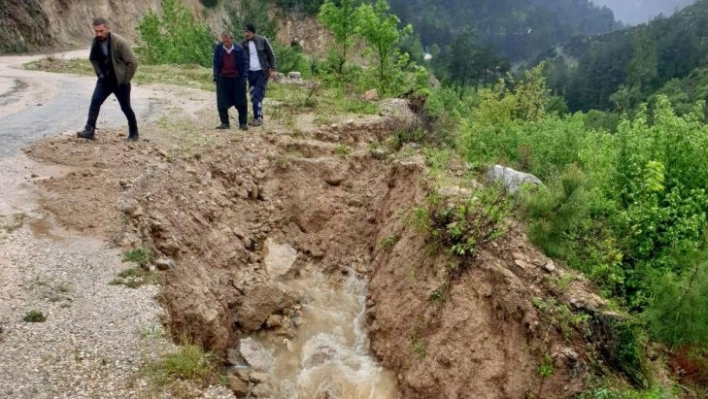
[242, 35, 277, 72]
[88, 32, 138, 85]
[213, 42, 248, 80]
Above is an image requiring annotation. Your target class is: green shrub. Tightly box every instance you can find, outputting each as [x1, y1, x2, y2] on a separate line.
[146, 338, 218, 386]
[644, 260, 708, 348]
[122, 248, 151, 267]
[224, 0, 278, 43]
[457, 59, 708, 351]
[274, 43, 310, 76]
[427, 185, 515, 273]
[584, 109, 621, 133]
[137, 0, 215, 67]
[23, 310, 46, 323]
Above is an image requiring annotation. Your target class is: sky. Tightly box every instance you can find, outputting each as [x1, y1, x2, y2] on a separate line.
[591, 0, 696, 25]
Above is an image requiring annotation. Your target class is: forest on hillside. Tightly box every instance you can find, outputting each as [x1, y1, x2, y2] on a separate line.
[389, 0, 621, 61]
[539, 0, 708, 114]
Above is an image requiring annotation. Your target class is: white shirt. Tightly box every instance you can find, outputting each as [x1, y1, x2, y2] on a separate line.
[224, 44, 234, 54]
[248, 41, 262, 71]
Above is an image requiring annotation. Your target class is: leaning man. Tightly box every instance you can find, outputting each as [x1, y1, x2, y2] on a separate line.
[213, 31, 249, 130]
[77, 17, 139, 141]
[243, 24, 277, 127]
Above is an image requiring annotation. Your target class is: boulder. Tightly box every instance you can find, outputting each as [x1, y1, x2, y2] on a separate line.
[487, 164, 542, 193]
[235, 282, 296, 331]
[239, 337, 274, 371]
[291, 193, 334, 233]
[154, 257, 175, 271]
[228, 374, 250, 396]
[362, 88, 379, 102]
[262, 238, 298, 278]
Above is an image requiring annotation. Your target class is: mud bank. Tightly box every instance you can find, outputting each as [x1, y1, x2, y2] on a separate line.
[26, 114, 617, 398]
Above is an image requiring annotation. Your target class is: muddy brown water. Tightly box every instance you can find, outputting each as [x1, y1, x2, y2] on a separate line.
[249, 271, 399, 398]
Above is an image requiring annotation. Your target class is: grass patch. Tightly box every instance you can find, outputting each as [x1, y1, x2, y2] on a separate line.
[428, 284, 446, 303]
[145, 339, 220, 387]
[410, 317, 429, 358]
[269, 83, 379, 118]
[23, 310, 46, 323]
[109, 267, 156, 289]
[532, 297, 591, 341]
[379, 235, 399, 249]
[334, 144, 351, 158]
[122, 248, 151, 267]
[25, 57, 379, 117]
[156, 115, 219, 158]
[24, 58, 214, 91]
[45, 282, 73, 303]
[2, 213, 26, 233]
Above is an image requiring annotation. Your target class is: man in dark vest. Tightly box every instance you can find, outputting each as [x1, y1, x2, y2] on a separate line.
[77, 17, 139, 141]
[242, 24, 277, 127]
[213, 31, 249, 130]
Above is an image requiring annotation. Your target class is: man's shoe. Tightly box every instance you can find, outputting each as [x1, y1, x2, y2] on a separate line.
[248, 118, 263, 127]
[127, 134, 139, 142]
[239, 124, 249, 131]
[216, 123, 230, 130]
[76, 125, 95, 140]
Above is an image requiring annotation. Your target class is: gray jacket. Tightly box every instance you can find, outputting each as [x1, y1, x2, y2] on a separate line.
[242, 35, 277, 72]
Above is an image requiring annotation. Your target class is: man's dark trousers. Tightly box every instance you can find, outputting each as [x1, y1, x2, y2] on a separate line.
[216, 76, 247, 126]
[248, 71, 268, 121]
[87, 77, 138, 134]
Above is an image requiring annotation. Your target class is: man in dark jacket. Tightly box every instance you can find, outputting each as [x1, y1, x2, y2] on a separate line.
[213, 31, 249, 130]
[77, 17, 139, 141]
[242, 24, 277, 127]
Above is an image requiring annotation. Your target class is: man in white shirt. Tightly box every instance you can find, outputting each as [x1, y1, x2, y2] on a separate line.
[242, 24, 277, 127]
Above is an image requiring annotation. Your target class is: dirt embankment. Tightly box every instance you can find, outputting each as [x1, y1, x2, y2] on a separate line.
[0, 0, 329, 55]
[0, 0, 161, 52]
[26, 107, 619, 398]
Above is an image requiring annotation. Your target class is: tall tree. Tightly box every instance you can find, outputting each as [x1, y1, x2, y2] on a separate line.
[318, 0, 358, 74]
[445, 29, 480, 97]
[224, 0, 278, 41]
[356, 0, 412, 92]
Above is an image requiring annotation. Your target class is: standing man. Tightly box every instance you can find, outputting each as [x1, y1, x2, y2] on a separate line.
[77, 17, 139, 141]
[213, 31, 249, 130]
[242, 24, 277, 127]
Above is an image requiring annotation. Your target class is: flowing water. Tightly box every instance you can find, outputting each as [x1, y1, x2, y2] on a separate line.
[252, 271, 399, 399]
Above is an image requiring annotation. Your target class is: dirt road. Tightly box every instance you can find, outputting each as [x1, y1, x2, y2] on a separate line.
[0, 51, 230, 399]
[0, 49, 161, 159]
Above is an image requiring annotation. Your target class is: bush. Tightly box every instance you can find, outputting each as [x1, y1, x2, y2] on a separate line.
[23, 310, 46, 323]
[274, 43, 310, 76]
[456, 60, 708, 351]
[137, 0, 215, 67]
[147, 338, 218, 386]
[224, 0, 278, 43]
[427, 184, 516, 276]
[122, 248, 151, 267]
[593, 314, 650, 388]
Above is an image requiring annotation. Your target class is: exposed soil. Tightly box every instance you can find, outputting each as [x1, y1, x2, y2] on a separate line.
[0, 0, 161, 53]
[0, 0, 330, 56]
[20, 87, 621, 398]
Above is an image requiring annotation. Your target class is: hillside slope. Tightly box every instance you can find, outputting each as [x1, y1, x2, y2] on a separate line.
[0, 0, 326, 55]
[544, 0, 708, 111]
[0, 0, 162, 52]
[390, 0, 621, 61]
